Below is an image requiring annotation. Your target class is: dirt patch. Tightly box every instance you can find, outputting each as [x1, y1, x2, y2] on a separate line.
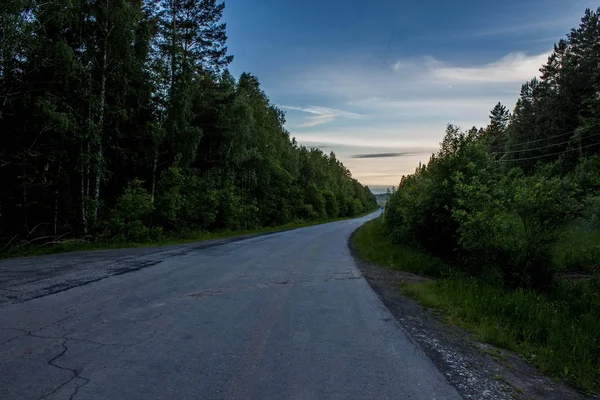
[349, 230, 595, 400]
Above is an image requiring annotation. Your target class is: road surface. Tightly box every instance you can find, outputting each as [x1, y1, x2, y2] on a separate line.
[0, 212, 461, 400]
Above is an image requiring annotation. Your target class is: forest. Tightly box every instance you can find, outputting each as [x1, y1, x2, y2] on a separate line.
[0, 0, 377, 252]
[373, 8, 600, 392]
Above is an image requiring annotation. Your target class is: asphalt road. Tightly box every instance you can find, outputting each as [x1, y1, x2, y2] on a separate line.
[0, 212, 461, 400]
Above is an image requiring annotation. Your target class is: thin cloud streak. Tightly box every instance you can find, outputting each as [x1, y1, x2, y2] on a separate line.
[280, 105, 363, 128]
[296, 133, 442, 149]
[293, 114, 336, 128]
[351, 152, 418, 159]
[458, 17, 572, 39]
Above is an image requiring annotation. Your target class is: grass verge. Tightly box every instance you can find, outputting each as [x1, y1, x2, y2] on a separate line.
[2, 210, 377, 259]
[353, 216, 600, 394]
[353, 217, 451, 277]
[555, 223, 600, 274]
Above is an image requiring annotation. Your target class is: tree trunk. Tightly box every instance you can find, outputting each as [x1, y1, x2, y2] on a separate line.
[170, 2, 177, 91]
[151, 146, 158, 203]
[85, 140, 90, 196]
[53, 147, 63, 236]
[80, 144, 88, 234]
[22, 175, 28, 233]
[93, 13, 109, 222]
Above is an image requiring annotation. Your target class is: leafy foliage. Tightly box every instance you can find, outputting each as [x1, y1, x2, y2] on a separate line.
[0, 0, 377, 251]
[383, 8, 600, 291]
[106, 180, 160, 242]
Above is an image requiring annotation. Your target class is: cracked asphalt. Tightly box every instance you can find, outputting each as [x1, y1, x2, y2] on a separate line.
[0, 212, 461, 400]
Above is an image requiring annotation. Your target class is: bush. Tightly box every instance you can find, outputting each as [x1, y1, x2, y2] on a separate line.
[354, 218, 453, 277]
[156, 167, 219, 231]
[217, 185, 259, 230]
[298, 204, 317, 220]
[451, 169, 519, 280]
[384, 124, 583, 291]
[304, 183, 326, 219]
[570, 155, 600, 193]
[453, 170, 581, 290]
[384, 125, 492, 258]
[105, 180, 160, 242]
[351, 198, 364, 216]
[510, 175, 581, 289]
[322, 190, 339, 218]
[582, 196, 600, 229]
[556, 214, 600, 274]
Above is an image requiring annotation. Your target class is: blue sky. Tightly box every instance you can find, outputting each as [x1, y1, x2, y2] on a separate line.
[223, 0, 597, 192]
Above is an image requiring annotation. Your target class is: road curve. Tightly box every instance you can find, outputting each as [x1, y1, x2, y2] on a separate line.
[0, 212, 461, 400]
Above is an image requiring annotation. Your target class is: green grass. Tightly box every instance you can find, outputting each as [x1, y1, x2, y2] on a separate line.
[353, 216, 600, 394]
[353, 217, 452, 277]
[402, 280, 600, 393]
[2, 210, 377, 259]
[555, 223, 600, 274]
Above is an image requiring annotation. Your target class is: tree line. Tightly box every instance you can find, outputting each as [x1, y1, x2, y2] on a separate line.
[384, 8, 600, 291]
[0, 0, 377, 248]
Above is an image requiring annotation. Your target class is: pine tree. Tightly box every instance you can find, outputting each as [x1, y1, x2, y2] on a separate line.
[487, 102, 510, 153]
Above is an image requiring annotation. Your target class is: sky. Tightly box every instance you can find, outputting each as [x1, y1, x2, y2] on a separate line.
[223, 0, 597, 193]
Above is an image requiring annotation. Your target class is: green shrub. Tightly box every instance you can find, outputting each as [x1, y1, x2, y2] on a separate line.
[384, 125, 492, 258]
[156, 167, 219, 231]
[556, 221, 600, 274]
[570, 155, 600, 193]
[510, 175, 581, 289]
[322, 190, 339, 218]
[583, 196, 600, 229]
[354, 218, 452, 277]
[384, 124, 583, 291]
[298, 204, 317, 220]
[105, 180, 160, 242]
[453, 171, 581, 289]
[351, 198, 364, 216]
[304, 183, 326, 219]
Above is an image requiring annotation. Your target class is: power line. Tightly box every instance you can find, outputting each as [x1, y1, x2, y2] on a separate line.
[492, 131, 600, 155]
[497, 141, 600, 163]
[494, 120, 600, 151]
[500, 128, 578, 149]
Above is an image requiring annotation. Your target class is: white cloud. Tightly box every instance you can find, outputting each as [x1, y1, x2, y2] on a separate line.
[392, 52, 549, 84]
[280, 105, 361, 118]
[433, 52, 549, 83]
[279, 105, 362, 128]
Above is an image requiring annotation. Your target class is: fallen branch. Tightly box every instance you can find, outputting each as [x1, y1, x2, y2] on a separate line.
[25, 222, 49, 238]
[0, 235, 18, 253]
[18, 232, 70, 248]
[39, 238, 90, 247]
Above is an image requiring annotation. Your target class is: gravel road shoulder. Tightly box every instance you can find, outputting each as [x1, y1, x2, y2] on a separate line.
[349, 230, 594, 400]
